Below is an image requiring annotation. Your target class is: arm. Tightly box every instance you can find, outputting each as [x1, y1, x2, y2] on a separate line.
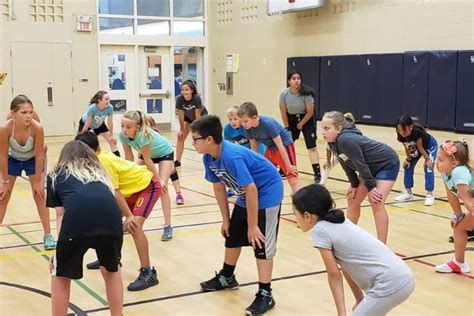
[55, 206, 65, 236]
[107, 116, 114, 135]
[324, 148, 332, 169]
[249, 139, 259, 153]
[273, 135, 297, 175]
[122, 143, 134, 161]
[177, 110, 185, 140]
[0, 125, 8, 182]
[279, 103, 289, 128]
[445, 183, 463, 215]
[140, 146, 160, 179]
[32, 123, 45, 198]
[341, 268, 364, 310]
[213, 182, 232, 237]
[195, 107, 202, 120]
[319, 248, 346, 316]
[244, 183, 265, 249]
[457, 184, 474, 216]
[81, 116, 92, 132]
[114, 189, 137, 233]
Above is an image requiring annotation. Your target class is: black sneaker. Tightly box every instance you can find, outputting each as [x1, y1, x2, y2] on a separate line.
[200, 272, 239, 291]
[86, 260, 100, 270]
[245, 289, 276, 315]
[449, 230, 474, 243]
[127, 267, 159, 291]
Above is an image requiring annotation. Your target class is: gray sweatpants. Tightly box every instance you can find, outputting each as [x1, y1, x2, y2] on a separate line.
[352, 279, 415, 316]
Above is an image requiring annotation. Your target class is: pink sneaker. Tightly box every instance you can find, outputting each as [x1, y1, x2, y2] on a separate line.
[176, 193, 184, 205]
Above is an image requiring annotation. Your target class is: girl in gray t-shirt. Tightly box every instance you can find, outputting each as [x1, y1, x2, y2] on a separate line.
[292, 184, 414, 316]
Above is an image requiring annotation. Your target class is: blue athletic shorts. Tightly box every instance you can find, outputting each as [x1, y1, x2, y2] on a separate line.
[374, 161, 400, 181]
[8, 156, 36, 176]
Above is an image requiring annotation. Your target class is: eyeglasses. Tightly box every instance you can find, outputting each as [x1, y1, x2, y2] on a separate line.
[192, 136, 206, 143]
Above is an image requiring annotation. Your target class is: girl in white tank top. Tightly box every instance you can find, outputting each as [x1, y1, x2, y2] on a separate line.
[0, 95, 56, 250]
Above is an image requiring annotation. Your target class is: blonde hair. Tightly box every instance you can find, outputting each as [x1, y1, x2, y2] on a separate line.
[123, 110, 152, 140]
[226, 106, 239, 117]
[145, 115, 157, 129]
[323, 111, 354, 128]
[48, 140, 113, 192]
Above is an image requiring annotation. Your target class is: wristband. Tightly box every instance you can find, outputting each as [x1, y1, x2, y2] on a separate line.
[452, 213, 465, 223]
[0, 179, 10, 184]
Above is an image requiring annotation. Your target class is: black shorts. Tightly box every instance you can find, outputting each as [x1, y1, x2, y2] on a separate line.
[225, 204, 281, 259]
[287, 113, 317, 149]
[52, 235, 123, 279]
[139, 152, 174, 164]
[78, 119, 109, 135]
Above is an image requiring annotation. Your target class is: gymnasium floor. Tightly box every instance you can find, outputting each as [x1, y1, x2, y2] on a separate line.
[0, 124, 473, 315]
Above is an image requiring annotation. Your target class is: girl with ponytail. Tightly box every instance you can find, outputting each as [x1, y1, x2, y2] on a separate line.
[292, 184, 414, 316]
[119, 110, 175, 241]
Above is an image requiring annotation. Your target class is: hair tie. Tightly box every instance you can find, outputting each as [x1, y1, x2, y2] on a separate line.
[459, 137, 468, 146]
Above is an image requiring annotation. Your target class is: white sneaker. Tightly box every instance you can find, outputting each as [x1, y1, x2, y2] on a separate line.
[424, 195, 435, 206]
[435, 258, 470, 273]
[395, 192, 414, 202]
[319, 169, 330, 185]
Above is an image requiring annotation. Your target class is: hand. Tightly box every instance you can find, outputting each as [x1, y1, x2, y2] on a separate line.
[347, 187, 358, 199]
[124, 215, 137, 234]
[177, 130, 184, 140]
[221, 219, 230, 238]
[425, 159, 433, 171]
[403, 159, 411, 169]
[159, 179, 168, 194]
[368, 187, 383, 204]
[109, 136, 117, 146]
[286, 164, 298, 177]
[33, 182, 45, 200]
[49, 254, 55, 273]
[323, 162, 330, 170]
[0, 183, 9, 200]
[296, 122, 304, 130]
[247, 225, 265, 249]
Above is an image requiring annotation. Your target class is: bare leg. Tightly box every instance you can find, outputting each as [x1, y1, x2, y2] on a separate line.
[256, 258, 273, 283]
[346, 180, 368, 225]
[369, 179, 395, 244]
[100, 267, 123, 316]
[307, 147, 320, 164]
[130, 216, 151, 267]
[224, 247, 241, 266]
[101, 131, 118, 153]
[453, 214, 474, 263]
[175, 123, 190, 163]
[158, 160, 174, 226]
[51, 276, 71, 316]
[287, 177, 301, 194]
[0, 176, 16, 225]
[29, 174, 51, 235]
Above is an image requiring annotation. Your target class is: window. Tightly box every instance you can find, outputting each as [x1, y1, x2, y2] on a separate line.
[98, 0, 205, 37]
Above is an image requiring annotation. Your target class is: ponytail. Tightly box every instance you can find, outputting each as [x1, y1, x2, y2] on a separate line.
[323, 208, 345, 223]
[299, 84, 315, 97]
[89, 90, 108, 105]
[123, 110, 152, 141]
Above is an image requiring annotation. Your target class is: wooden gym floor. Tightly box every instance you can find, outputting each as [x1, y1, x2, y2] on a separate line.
[0, 124, 473, 315]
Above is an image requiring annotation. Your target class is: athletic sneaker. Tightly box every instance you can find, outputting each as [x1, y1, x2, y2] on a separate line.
[395, 192, 414, 202]
[176, 193, 184, 205]
[200, 272, 239, 291]
[319, 169, 330, 186]
[435, 258, 470, 273]
[161, 225, 173, 241]
[127, 267, 159, 291]
[43, 234, 56, 250]
[245, 289, 276, 315]
[449, 230, 474, 243]
[424, 194, 435, 206]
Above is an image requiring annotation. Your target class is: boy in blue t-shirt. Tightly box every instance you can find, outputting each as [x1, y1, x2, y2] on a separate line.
[224, 106, 266, 154]
[190, 115, 283, 316]
[238, 101, 301, 193]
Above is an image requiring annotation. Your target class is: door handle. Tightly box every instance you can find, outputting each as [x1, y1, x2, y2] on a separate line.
[47, 86, 53, 106]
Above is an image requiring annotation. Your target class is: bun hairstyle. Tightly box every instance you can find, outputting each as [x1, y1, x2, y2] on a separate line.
[322, 111, 354, 129]
[292, 184, 345, 224]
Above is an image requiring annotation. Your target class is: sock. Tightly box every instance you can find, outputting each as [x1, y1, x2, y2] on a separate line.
[221, 263, 236, 278]
[113, 150, 121, 157]
[406, 188, 412, 194]
[144, 266, 154, 273]
[312, 163, 321, 177]
[427, 191, 433, 196]
[258, 282, 271, 293]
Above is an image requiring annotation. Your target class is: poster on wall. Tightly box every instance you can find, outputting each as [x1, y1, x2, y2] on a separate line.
[147, 99, 163, 114]
[110, 99, 127, 112]
[0, 73, 7, 86]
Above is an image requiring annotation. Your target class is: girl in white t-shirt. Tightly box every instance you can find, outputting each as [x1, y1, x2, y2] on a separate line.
[434, 140, 474, 273]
